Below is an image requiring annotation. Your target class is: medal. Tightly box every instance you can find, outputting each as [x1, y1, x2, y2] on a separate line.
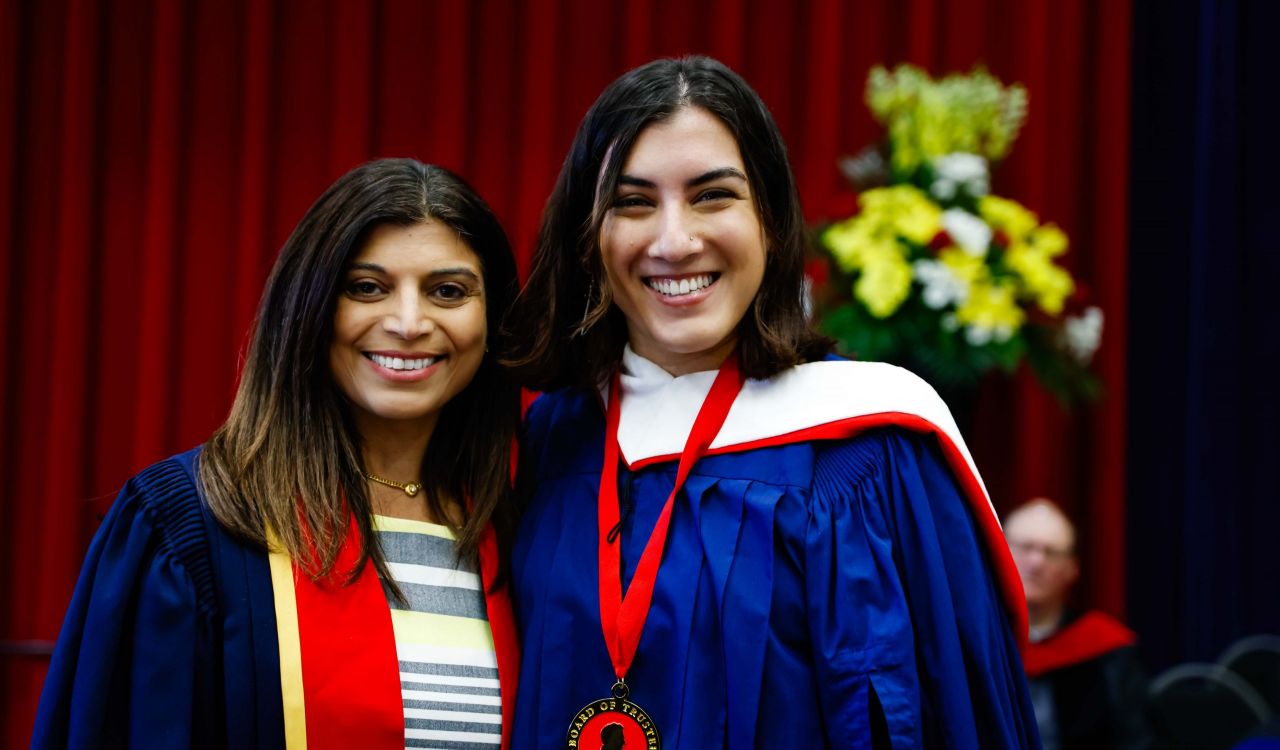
[566, 354, 744, 750]
[565, 681, 659, 749]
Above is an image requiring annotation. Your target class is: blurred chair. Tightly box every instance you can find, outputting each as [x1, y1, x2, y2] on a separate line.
[1148, 663, 1271, 750]
[1220, 635, 1280, 715]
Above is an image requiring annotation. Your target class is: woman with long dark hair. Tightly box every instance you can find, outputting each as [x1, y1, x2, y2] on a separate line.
[504, 57, 1039, 748]
[34, 158, 520, 749]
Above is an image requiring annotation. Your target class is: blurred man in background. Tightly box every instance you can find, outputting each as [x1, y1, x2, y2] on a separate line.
[1005, 498, 1152, 750]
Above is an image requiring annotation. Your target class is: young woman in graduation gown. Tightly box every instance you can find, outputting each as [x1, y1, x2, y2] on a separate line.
[502, 57, 1041, 749]
[33, 159, 522, 749]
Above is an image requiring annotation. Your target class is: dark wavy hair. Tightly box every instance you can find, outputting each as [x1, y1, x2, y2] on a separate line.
[199, 158, 520, 584]
[503, 55, 830, 389]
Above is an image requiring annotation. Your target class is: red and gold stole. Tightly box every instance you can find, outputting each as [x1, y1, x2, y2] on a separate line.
[268, 519, 518, 749]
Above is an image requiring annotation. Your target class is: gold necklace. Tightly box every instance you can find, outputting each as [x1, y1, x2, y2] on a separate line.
[365, 472, 422, 497]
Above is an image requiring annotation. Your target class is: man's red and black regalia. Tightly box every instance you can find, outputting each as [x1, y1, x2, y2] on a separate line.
[1023, 610, 1151, 749]
[510, 348, 1041, 749]
[31, 448, 519, 749]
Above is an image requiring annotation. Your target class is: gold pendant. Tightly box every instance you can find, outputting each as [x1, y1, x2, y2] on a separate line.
[403, 483, 421, 497]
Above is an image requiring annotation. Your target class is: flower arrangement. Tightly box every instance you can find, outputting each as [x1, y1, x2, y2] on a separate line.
[816, 64, 1102, 402]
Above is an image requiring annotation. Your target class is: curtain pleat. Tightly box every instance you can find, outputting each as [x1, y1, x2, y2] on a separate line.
[708, 0, 744, 70]
[622, 0, 654, 69]
[233, 0, 277, 341]
[512, 0, 563, 267]
[41, 0, 100, 615]
[797, 0, 844, 216]
[0, 2, 1132, 743]
[131, 0, 186, 470]
[329, 0, 375, 174]
[0, 0, 17, 507]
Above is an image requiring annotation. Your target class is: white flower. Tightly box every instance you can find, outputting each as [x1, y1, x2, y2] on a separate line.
[1063, 306, 1104, 364]
[940, 208, 993, 257]
[913, 259, 968, 309]
[931, 180, 957, 201]
[965, 324, 994, 346]
[963, 322, 1012, 346]
[931, 152, 991, 199]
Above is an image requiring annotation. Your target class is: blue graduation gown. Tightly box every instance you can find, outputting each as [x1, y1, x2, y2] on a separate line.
[32, 448, 285, 748]
[511, 387, 1040, 749]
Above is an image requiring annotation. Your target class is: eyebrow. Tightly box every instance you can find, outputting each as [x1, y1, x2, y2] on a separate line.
[346, 263, 481, 281]
[617, 167, 749, 190]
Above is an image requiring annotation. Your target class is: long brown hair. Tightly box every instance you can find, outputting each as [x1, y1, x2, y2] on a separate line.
[199, 158, 520, 584]
[502, 56, 830, 390]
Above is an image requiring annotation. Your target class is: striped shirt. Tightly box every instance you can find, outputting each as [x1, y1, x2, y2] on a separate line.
[374, 515, 502, 750]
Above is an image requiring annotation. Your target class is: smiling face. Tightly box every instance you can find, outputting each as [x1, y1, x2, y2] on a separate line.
[599, 106, 767, 376]
[329, 221, 487, 441]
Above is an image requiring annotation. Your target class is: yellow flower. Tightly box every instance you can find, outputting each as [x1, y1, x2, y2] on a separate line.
[955, 279, 1025, 340]
[822, 185, 943, 318]
[939, 246, 988, 285]
[859, 186, 941, 245]
[821, 217, 866, 271]
[890, 120, 922, 173]
[864, 65, 1028, 168]
[1034, 266, 1074, 315]
[822, 216, 887, 271]
[918, 90, 952, 159]
[1000, 223, 1075, 313]
[1028, 224, 1068, 257]
[979, 196, 1038, 241]
[1005, 237, 1075, 315]
[855, 246, 913, 318]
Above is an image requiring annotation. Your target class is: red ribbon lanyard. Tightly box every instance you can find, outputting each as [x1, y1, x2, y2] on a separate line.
[596, 353, 745, 681]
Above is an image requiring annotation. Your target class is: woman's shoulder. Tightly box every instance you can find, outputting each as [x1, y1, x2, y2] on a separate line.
[525, 386, 601, 428]
[523, 386, 604, 458]
[786, 355, 947, 410]
[104, 446, 219, 602]
[713, 357, 958, 458]
[115, 446, 205, 526]
[809, 424, 936, 491]
[750, 355, 947, 419]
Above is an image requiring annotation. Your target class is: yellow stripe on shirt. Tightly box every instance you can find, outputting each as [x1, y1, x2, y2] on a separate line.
[389, 608, 498, 650]
[372, 514, 456, 539]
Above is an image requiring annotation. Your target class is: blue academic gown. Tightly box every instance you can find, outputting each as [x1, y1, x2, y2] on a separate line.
[32, 448, 285, 749]
[511, 387, 1040, 749]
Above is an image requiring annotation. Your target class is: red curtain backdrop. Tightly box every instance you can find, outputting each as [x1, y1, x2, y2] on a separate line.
[0, 0, 1130, 742]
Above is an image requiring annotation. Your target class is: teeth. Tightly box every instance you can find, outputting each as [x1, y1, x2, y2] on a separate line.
[369, 354, 438, 371]
[646, 274, 715, 297]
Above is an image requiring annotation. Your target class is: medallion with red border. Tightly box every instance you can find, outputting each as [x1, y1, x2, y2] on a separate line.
[565, 695, 660, 750]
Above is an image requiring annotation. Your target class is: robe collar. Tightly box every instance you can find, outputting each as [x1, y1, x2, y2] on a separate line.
[611, 346, 985, 500]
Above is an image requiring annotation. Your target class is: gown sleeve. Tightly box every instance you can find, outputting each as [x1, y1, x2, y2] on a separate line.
[32, 458, 219, 749]
[807, 428, 1040, 749]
